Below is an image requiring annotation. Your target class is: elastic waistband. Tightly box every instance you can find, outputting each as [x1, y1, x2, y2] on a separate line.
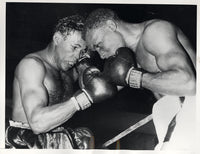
[9, 120, 30, 129]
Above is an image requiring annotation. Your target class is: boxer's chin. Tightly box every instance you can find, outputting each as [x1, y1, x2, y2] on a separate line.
[61, 63, 73, 71]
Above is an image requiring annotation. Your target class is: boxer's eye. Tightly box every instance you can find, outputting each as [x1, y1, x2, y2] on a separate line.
[72, 46, 78, 50]
[72, 45, 80, 51]
[95, 45, 99, 50]
[94, 43, 102, 51]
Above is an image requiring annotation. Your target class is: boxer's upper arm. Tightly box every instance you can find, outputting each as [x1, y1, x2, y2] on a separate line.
[72, 67, 79, 82]
[143, 21, 194, 74]
[16, 58, 48, 124]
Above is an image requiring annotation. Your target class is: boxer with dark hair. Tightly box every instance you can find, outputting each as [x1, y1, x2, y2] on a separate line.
[6, 14, 117, 149]
[83, 8, 196, 150]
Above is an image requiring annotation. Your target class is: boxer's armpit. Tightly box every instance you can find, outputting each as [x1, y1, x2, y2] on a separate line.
[48, 90, 63, 105]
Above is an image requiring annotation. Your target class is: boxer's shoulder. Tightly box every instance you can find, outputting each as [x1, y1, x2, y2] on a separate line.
[143, 19, 176, 37]
[19, 53, 45, 67]
[15, 53, 46, 79]
[141, 19, 176, 53]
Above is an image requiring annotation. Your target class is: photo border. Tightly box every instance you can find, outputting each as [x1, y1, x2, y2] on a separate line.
[0, 0, 199, 154]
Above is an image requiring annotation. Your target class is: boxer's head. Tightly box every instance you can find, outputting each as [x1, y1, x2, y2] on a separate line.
[52, 15, 86, 71]
[83, 8, 125, 59]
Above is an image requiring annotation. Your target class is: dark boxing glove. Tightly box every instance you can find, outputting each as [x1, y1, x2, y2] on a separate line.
[75, 57, 93, 88]
[75, 57, 92, 75]
[103, 47, 143, 88]
[72, 66, 117, 110]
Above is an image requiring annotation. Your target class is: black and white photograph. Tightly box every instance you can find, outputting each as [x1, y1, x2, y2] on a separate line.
[1, 0, 198, 152]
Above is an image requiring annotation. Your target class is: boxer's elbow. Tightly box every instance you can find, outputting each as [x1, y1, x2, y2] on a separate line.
[29, 114, 49, 134]
[31, 126, 43, 135]
[31, 122, 49, 135]
[30, 122, 45, 135]
[186, 77, 196, 95]
[180, 71, 196, 95]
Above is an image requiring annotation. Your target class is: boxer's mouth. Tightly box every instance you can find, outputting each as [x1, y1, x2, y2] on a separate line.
[68, 62, 75, 67]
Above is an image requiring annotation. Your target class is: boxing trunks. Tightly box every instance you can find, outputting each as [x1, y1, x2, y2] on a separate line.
[153, 96, 196, 150]
[6, 120, 93, 149]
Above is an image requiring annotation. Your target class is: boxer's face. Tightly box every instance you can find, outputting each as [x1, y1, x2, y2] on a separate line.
[86, 26, 125, 59]
[54, 31, 86, 71]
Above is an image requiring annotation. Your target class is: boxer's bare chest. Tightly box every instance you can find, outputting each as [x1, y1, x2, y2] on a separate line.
[134, 40, 160, 73]
[130, 20, 160, 73]
[44, 66, 74, 105]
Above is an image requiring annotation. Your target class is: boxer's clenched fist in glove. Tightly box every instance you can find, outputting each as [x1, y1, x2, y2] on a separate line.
[103, 47, 143, 89]
[76, 57, 92, 75]
[72, 66, 117, 110]
[75, 48, 94, 76]
[75, 57, 93, 88]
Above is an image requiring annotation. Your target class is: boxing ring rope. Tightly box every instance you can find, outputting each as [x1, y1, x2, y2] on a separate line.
[101, 114, 153, 148]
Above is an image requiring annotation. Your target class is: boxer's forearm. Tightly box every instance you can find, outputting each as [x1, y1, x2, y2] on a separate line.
[30, 99, 77, 134]
[141, 70, 196, 96]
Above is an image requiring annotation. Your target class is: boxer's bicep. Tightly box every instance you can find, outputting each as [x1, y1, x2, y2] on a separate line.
[148, 33, 193, 86]
[153, 37, 193, 76]
[144, 20, 192, 72]
[141, 21, 195, 95]
[156, 49, 189, 72]
[17, 58, 48, 123]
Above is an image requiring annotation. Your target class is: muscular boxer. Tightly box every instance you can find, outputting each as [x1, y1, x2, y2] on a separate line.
[83, 8, 196, 150]
[6, 15, 117, 149]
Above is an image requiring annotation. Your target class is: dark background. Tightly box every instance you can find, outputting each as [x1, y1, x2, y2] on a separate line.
[6, 3, 196, 149]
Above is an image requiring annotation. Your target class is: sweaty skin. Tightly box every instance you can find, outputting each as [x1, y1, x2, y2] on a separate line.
[86, 19, 196, 98]
[12, 31, 86, 134]
[84, 14, 195, 150]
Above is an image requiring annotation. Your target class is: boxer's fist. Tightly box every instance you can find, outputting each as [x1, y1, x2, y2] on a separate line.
[75, 57, 93, 88]
[103, 47, 143, 88]
[75, 57, 92, 76]
[73, 67, 117, 110]
[82, 67, 117, 103]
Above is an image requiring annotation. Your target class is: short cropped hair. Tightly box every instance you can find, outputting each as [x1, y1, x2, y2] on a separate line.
[83, 8, 119, 39]
[54, 15, 85, 36]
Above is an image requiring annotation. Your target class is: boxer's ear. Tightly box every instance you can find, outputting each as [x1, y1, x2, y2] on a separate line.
[106, 20, 117, 32]
[53, 32, 63, 45]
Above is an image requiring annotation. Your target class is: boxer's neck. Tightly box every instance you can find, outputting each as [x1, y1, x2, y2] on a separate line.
[42, 42, 59, 71]
[116, 21, 145, 51]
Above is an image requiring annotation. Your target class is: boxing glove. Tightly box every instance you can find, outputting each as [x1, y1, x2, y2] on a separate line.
[72, 66, 117, 110]
[103, 47, 143, 88]
[75, 57, 92, 76]
[75, 57, 93, 88]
